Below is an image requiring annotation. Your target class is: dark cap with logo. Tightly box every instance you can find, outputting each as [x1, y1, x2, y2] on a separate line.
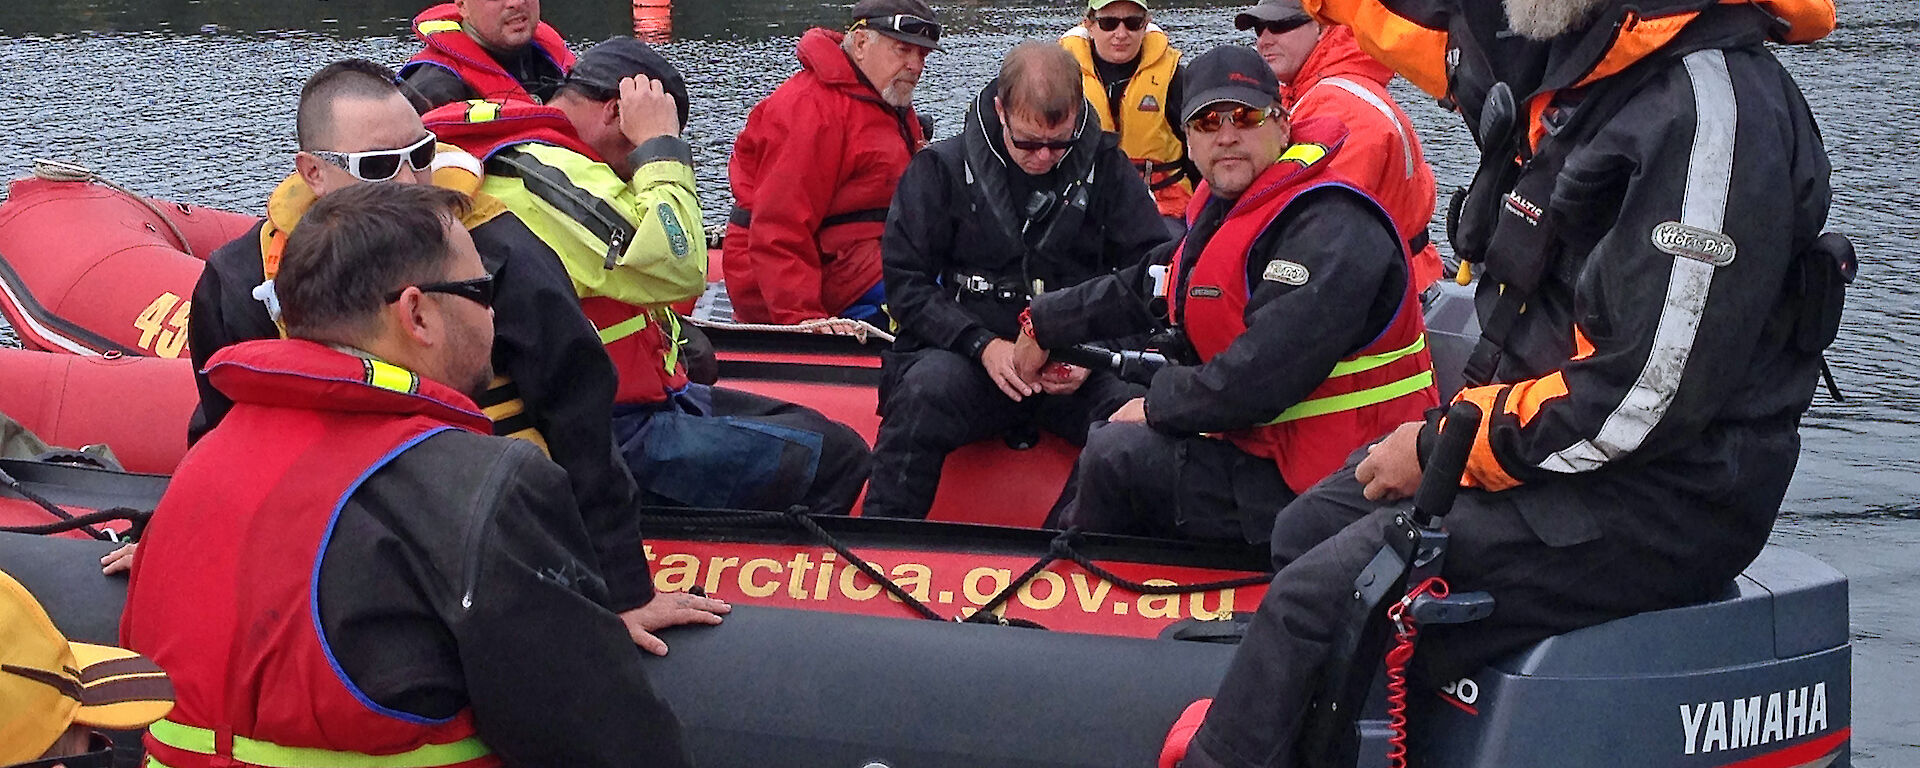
[566, 37, 690, 129]
[1233, 0, 1310, 30]
[851, 0, 944, 51]
[1180, 45, 1282, 123]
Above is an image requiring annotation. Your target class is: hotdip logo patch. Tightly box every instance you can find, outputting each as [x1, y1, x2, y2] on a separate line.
[1680, 682, 1829, 756]
[1262, 260, 1310, 286]
[1189, 285, 1223, 298]
[1652, 222, 1736, 267]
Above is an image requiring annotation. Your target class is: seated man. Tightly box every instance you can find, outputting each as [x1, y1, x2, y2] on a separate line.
[1011, 46, 1437, 542]
[1, 569, 174, 768]
[400, 0, 573, 109]
[428, 38, 872, 515]
[1164, 0, 1841, 760]
[183, 59, 720, 654]
[124, 183, 697, 768]
[724, 0, 939, 324]
[1237, 0, 1443, 288]
[1061, 0, 1196, 222]
[867, 40, 1170, 520]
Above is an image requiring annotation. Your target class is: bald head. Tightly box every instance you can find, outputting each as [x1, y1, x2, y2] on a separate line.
[998, 40, 1083, 126]
[296, 59, 424, 151]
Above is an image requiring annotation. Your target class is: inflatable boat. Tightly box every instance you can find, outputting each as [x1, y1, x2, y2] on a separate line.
[0, 171, 1853, 767]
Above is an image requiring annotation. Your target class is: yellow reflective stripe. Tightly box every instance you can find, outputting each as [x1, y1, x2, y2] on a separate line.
[1278, 142, 1329, 167]
[418, 19, 462, 35]
[148, 719, 491, 768]
[147, 758, 176, 768]
[661, 311, 682, 374]
[463, 100, 501, 124]
[149, 719, 215, 755]
[1267, 370, 1436, 424]
[1326, 335, 1427, 378]
[364, 359, 420, 394]
[597, 313, 649, 345]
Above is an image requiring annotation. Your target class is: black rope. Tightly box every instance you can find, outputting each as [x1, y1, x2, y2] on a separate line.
[961, 528, 1273, 625]
[780, 506, 945, 621]
[0, 507, 150, 538]
[0, 466, 115, 541]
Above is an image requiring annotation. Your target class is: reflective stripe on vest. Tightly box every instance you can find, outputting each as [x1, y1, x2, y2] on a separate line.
[147, 719, 491, 768]
[595, 311, 679, 374]
[1304, 76, 1414, 179]
[1266, 336, 1434, 424]
[418, 19, 462, 35]
[598, 313, 648, 345]
[362, 359, 420, 394]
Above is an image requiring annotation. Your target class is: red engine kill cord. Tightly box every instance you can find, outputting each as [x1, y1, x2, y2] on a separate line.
[1383, 576, 1451, 768]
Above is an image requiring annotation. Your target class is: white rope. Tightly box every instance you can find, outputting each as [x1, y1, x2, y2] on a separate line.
[685, 315, 895, 344]
[31, 158, 192, 253]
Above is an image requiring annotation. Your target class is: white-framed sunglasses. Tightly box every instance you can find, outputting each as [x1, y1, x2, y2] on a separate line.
[310, 131, 438, 182]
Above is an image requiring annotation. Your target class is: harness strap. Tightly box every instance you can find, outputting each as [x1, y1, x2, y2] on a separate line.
[148, 719, 490, 768]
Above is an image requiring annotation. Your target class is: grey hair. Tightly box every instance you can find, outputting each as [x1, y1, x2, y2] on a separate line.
[842, 27, 878, 54]
[1503, 0, 1609, 40]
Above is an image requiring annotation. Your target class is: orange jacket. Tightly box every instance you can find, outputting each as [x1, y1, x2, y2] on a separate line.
[1282, 25, 1440, 289]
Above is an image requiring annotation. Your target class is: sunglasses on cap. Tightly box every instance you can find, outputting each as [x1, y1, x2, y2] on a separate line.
[311, 131, 437, 183]
[853, 13, 943, 45]
[1091, 14, 1147, 31]
[386, 274, 496, 308]
[1250, 18, 1312, 36]
[1186, 104, 1284, 133]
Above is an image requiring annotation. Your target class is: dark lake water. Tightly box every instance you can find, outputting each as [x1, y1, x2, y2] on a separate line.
[2, 0, 1914, 763]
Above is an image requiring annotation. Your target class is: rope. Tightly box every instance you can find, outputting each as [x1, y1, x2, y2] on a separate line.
[0, 465, 116, 541]
[30, 158, 192, 253]
[962, 528, 1272, 625]
[1382, 576, 1451, 768]
[0, 507, 150, 539]
[683, 315, 895, 344]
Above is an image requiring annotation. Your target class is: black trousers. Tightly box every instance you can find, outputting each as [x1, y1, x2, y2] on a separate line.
[1051, 422, 1294, 544]
[612, 384, 872, 516]
[865, 348, 1137, 520]
[1184, 444, 1786, 768]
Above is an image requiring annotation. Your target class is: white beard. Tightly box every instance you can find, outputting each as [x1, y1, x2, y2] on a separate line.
[1504, 0, 1610, 40]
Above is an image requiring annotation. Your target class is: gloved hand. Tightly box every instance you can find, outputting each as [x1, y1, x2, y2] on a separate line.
[1159, 698, 1212, 768]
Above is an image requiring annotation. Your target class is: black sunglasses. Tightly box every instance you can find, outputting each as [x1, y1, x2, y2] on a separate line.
[1251, 18, 1312, 36]
[854, 13, 942, 45]
[386, 274, 495, 308]
[1091, 14, 1147, 32]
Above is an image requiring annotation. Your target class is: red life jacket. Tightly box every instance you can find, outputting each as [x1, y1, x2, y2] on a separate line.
[426, 100, 688, 405]
[1170, 121, 1439, 493]
[401, 3, 575, 103]
[121, 340, 501, 768]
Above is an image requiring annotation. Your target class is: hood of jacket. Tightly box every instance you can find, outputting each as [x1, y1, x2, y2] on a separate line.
[959, 79, 1106, 243]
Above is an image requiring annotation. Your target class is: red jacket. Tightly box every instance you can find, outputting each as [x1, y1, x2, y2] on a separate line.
[725, 28, 927, 323]
[1172, 130, 1438, 493]
[401, 3, 575, 104]
[123, 340, 498, 768]
[1282, 26, 1442, 290]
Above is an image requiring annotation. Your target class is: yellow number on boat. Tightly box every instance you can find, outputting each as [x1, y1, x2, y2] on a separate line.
[133, 292, 191, 358]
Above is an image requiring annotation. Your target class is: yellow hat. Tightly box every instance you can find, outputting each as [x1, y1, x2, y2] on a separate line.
[0, 570, 173, 765]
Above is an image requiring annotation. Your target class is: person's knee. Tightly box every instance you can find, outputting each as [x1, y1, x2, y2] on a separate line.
[1079, 421, 1157, 481]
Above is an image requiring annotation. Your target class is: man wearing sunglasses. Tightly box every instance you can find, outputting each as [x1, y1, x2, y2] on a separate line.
[125, 183, 695, 768]
[183, 58, 727, 658]
[1060, 0, 1197, 227]
[724, 0, 938, 325]
[867, 41, 1170, 520]
[1235, 0, 1443, 290]
[401, 0, 574, 110]
[430, 38, 874, 520]
[1008, 45, 1436, 542]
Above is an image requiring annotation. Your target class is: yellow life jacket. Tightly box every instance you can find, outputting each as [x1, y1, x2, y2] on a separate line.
[1061, 25, 1190, 215]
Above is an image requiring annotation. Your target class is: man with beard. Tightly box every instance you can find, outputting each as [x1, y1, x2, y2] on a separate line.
[724, 0, 938, 324]
[865, 41, 1170, 520]
[123, 183, 695, 768]
[401, 0, 574, 109]
[173, 59, 726, 657]
[1061, 0, 1195, 225]
[1235, 0, 1442, 289]
[1155, 0, 1844, 762]
[1006, 46, 1436, 543]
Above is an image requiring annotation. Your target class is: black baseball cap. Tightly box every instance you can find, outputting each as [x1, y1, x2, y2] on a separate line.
[566, 37, 690, 129]
[1234, 0, 1310, 30]
[1180, 45, 1282, 123]
[851, 0, 944, 51]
